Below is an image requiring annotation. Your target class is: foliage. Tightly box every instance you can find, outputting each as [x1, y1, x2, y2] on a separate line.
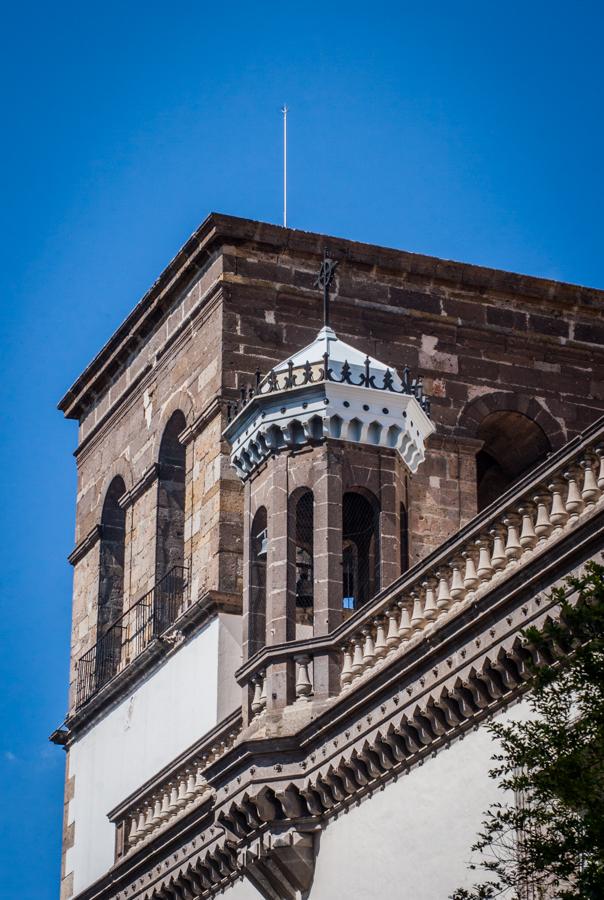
[450, 561, 604, 900]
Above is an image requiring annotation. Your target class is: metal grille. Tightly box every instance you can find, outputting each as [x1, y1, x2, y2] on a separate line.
[249, 508, 267, 653]
[294, 491, 314, 616]
[76, 564, 188, 708]
[342, 492, 379, 611]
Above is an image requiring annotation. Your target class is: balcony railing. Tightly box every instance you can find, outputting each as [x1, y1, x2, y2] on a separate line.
[239, 417, 604, 714]
[76, 565, 189, 709]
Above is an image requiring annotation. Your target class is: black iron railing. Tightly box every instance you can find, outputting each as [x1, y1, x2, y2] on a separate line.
[226, 356, 431, 424]
[75, 565, 188, 709]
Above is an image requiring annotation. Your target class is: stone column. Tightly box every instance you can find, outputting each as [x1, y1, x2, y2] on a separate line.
[378, 452, 399, 589]
[312, 443, 343, 699]
[266, 452, 294, 709]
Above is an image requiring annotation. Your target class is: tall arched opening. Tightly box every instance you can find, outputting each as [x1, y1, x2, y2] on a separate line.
[476, 411, 551, 511]
[342, 490, 380, 611]
[249, 507, 268, 655]
[97, 476, 126, 681]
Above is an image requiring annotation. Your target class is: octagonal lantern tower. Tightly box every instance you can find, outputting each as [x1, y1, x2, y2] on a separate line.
[224, 256, 435, 714]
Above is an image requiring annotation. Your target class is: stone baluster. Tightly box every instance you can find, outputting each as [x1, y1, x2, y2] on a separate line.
[595, 445, 604, 491]
[362, 626, 376, 669]
[140, 805, 152, 835]
[340, 642, 354, 688]
[518, 504, 537, 550]
[462, 549, 479, 593]
[503, 515, 522, 561]
[548, 479, 569, 531]
[409, 591, 426, 632]
[489, 525, 507, 571]
[476, 538, 494, 582]
[533, 492, 553, 541]
[385, 607, 400, 653]
[350, 636, 364, 681]
[564, 469, 584, 521]
[436, 567, 452, 610]
[449, 559, 465, 603]
[168, 780, 179, 814]
[136, 808, 147, 839]
[398, 600, 411, 640]
[259, 671, 267, 711]
[176, 773, 188, 808]
[151, 797, 162, 825]
[250, 676, 263, 716]
[128, 815, 138, 845]
[422, 579, 437, 620]
[182, 766, 196, 802]
[195, 762, 207, 793]
[159, 788, 171, 821]
[374, 617, 388, 659]
[580, 455, 600, 507]
[295, 655, 313, 700]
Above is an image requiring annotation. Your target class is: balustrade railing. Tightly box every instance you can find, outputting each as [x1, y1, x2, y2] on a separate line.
[240, 422, 604, 717]
[111, 712, 241, 858]
[76, 565, 189, 708]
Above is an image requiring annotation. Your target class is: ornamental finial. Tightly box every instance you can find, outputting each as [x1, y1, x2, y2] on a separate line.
[314, 250, 338, 330]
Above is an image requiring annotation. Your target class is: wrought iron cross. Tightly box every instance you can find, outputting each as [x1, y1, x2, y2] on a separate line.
[315, 250, 338, 329]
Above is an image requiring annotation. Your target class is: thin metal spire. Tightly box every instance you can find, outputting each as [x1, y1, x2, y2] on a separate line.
[281, 105, 288, 227]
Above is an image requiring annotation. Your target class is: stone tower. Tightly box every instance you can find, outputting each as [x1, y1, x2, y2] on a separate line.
[224, 308, 434, 719]
[51, 214, 604, 900]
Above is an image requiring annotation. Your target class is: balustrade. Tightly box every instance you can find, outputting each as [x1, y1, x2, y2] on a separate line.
[117, 721, 240, 856]
[238, 423, 604, 707]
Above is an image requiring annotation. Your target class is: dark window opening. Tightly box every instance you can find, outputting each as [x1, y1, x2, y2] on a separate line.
[294, 490, 314, 626]
[97, 476, 126, 681]
[476, 411, 550, 511]
[249, 507, 267, 655]
[342, 491, 380, 611]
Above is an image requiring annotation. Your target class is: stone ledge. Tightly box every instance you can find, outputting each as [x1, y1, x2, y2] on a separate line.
[67, 525, 102, 567]
[57, 591, 241, 742]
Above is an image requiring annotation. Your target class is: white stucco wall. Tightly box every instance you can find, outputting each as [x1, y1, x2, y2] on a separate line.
[66, 616, 241, 894]
[225, 700, 528, 900]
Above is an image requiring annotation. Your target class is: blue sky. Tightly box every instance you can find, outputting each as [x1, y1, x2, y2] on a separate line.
[0, 2, 602, 896]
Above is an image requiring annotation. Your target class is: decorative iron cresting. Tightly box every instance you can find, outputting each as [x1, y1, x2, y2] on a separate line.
[227, 359, 431, 423]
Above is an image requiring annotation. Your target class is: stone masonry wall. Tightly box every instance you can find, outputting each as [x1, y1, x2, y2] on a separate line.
[219, 236, 604, 562]
[67, 267, 230, 710]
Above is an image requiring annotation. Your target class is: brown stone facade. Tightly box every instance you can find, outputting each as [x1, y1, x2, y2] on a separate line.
[58, 213, 604, 900]
[62, 213, 604, 711]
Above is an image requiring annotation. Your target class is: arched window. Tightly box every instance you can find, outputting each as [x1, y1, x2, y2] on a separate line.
[249, 507, 267, 655]
[156, 411, 186, 582]
[400, 501, 409, 575]
[293, 490, 314, 627]
[97, 476, 126, 681]
[342, 490, 380, 611]
[476, 411, 550, 511]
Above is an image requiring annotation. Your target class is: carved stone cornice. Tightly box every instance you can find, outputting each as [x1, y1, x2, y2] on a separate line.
[68, 525, 102, 567]
[72, 282, 225, 460]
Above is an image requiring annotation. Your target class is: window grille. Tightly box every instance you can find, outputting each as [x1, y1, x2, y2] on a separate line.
[249, 508, 267, 653]
[342, 491, 380, 611]
[294, 491, 314, 625]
